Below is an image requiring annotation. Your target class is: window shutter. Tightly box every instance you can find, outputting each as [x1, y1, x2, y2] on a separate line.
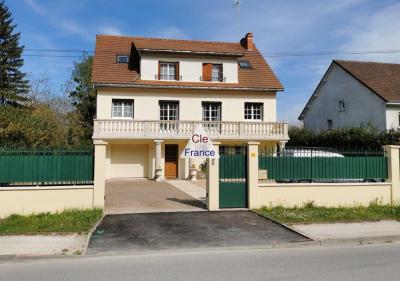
[158, 62, 161, 80]
[175, 62, 179, 80]
[202, 63, 212, 81]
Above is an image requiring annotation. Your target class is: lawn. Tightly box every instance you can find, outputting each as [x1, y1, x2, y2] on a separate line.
[258, 202, 400, 224]
[0, 208, 103, 235]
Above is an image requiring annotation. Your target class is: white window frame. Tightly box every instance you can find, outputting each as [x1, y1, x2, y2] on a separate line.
[159, 101, 179, 120]
[244, 103, 263, 121]
[202, 102, 221, 121]
[112, 99, 134, 119]
[327, 119, 333, 130]
[159, 62, 177, 80]
[339, 99, 345, 111]
[211, 64, 223, 82]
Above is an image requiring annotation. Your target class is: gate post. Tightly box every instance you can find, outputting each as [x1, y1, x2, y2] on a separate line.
[207, 142, 220, 211]
[384, 145, 400, 204]
[247, 142, 260, 209]
[93, 140, 107, 208]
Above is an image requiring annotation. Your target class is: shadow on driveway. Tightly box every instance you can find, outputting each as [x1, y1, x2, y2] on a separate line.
[87, 211, 310, 255]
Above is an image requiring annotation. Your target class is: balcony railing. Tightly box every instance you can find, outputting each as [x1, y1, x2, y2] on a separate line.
[93, 120, 288, 141]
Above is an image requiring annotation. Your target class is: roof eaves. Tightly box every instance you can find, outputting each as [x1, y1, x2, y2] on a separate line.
[93, 82, 283, 92]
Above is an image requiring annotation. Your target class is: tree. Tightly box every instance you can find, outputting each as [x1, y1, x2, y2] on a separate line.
[68, 55, 96, 143]
[0, 1, 29, 105]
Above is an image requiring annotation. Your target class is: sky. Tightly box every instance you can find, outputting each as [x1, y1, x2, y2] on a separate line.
[6, 0, 400, 124]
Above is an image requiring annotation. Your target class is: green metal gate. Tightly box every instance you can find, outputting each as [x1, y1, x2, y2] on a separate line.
[219, 146, 247, 208]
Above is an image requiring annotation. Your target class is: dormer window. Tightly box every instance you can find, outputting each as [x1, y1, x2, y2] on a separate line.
[116, 55, 129, 63]
[202, 63, 223, 82]
[238, 60, 252, 69]
[159, 62, 179, 80]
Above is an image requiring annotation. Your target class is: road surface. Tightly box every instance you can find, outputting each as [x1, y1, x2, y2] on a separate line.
[1, 244, 399, 281]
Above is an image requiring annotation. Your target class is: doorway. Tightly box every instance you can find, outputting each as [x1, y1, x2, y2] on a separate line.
[165, 144, 179, 179]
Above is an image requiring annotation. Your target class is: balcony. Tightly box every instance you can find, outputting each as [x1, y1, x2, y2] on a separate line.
[93, 120, 288, 141]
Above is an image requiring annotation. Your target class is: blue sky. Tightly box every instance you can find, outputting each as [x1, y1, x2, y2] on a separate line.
[7, 0, 400, 124]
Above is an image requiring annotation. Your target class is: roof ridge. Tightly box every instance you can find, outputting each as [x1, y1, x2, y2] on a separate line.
[96, 34, 242, 46]
[334, 59, 400, 66]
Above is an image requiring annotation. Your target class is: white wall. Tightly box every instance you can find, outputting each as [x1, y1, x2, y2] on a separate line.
[303, 64, 387, 132]
[386, 104, 400, 129]
[96, 88, 277, 122]
[140, 54, 238, 83]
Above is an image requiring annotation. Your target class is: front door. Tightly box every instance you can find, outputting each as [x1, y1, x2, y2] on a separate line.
[165, 144, 178, 179]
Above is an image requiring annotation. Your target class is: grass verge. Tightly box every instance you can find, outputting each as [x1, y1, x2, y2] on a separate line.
[0, 208, 103, 235]
[258, 202, 400, 224]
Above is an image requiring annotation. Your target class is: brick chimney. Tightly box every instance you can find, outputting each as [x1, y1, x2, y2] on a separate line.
[240, 32, 254, 51]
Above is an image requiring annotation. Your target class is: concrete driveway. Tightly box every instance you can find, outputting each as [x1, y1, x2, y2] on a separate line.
[87, 211, 310, 255]
[105, 179, 206, 214]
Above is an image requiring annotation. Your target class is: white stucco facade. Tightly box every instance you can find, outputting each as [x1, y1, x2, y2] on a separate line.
[140, 54, 239, 83]
[301, 63, 391, 132]
[96, 88, 276, 122]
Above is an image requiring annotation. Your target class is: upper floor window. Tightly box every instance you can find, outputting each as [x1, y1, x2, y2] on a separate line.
[116, 55, 129, 63]
[159, 101, 179, 120]
[244, 103, 263, 120]
[159, 62, 179, 80]
[202, 102, 221, 121]
[339, 99, 345, 111]
[202, 63, 223, 82]
[112, 99, 133, 118]
[327, 119, 333, 130]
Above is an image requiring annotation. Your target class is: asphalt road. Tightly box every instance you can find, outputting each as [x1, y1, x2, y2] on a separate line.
[1, 244, 400, 281]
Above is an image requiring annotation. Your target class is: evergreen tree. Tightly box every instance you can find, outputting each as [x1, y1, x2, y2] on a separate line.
[69, 55, 96, 142]
[0, 1, 28, 105]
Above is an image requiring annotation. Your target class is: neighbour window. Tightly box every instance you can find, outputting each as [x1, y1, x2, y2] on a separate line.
[112, 99, 133, 118]
[339, 100, 345, 111]
[202, 63, 223, 82]
[244, 103, 263, 120]
[327, 119, 333, 130]
[202, 102, 221, 121]
[159, 101, 179, 120]
[159, 62, 178, 80]
[116, 55, 129, 63]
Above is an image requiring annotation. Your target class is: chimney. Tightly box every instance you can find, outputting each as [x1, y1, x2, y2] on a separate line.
[240, 32, 254, 51]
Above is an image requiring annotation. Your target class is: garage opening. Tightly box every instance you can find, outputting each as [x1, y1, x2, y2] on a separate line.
[110, 144, 148, 178]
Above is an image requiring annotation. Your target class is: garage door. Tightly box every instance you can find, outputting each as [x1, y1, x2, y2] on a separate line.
[110, 145, 148, 178]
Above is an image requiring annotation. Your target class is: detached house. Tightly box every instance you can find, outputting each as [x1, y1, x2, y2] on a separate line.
[299, 60, 400, 132]
[91, 33, 286, 181]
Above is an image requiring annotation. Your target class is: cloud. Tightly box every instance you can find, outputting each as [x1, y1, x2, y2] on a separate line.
[98, 25, 123, 36]
[339, 3, 400, 62]
[151, 26, 188, 39]
[24, 0, 45, 16]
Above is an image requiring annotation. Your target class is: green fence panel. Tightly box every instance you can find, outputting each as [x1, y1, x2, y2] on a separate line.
[259, 156, 388, 181]
[0, 148, 94, 186]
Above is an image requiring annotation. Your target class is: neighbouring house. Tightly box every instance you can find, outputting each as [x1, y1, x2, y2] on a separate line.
[299, 60, 400, 133]
[91, 32, 287, 181]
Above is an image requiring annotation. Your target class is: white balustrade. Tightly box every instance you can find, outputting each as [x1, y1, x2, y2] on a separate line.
[93, 120, 288, 140]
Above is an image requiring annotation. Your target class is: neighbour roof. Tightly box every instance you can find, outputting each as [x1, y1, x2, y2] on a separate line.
[298, 60, 400, 120]
[334, 60, 400, 102]
[91, 34, 283, 91]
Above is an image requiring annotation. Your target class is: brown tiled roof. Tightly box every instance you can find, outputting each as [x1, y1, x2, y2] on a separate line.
[91, 34, 283, 91]
[334, 60, 400, 102]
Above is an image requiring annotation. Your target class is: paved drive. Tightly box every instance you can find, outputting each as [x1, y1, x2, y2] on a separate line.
[105, 179, 205, 214]
[1, 244, 400, 281]
[87, 211, 308, 254]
